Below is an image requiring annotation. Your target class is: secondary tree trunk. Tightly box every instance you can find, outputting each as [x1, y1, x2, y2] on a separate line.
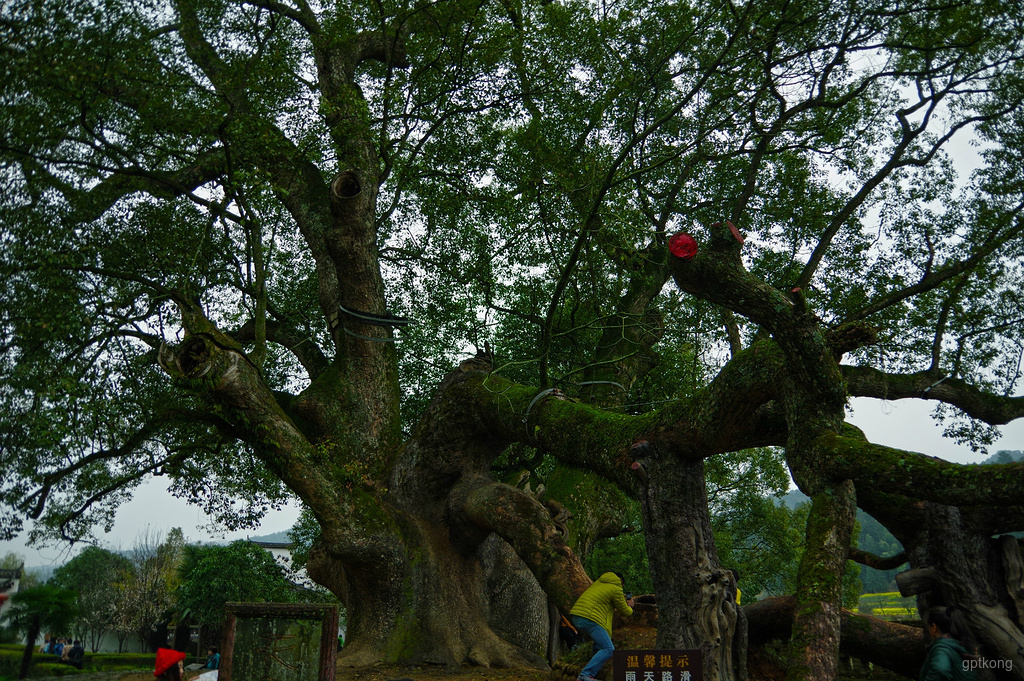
[18, 617, 39, 680]
[785, 482, 857, 681]
[891, 502, 1024, 679]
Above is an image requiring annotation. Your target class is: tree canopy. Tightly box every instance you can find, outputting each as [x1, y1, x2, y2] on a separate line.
[1, 0, 1023, 678]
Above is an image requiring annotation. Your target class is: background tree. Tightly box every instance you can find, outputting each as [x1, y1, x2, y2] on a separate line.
[706, 449, 799, 601]
[50, 546, 132, 652]
[112, 530, 184, 652]
[0, 585, 78, 679]
[176, 540, 303, 649]
[0, 553, 41, 591]
[1, 0, 1023, 679]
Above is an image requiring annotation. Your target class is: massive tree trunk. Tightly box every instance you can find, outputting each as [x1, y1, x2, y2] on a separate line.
[307, 510, 551, 667]
[636, 448, 741, 681]
[158, 325, 598, 666]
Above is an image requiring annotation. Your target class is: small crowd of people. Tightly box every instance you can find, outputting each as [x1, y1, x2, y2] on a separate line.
[40, 638, 220, 677]
[38, 637, 85, 669]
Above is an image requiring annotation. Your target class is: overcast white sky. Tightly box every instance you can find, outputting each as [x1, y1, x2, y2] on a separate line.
[0, 485, 304, 570]
[2, 394, 1021, 569]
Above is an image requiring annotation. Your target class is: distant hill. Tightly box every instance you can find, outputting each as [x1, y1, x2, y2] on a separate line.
[781, 489, 809, 510]
[779, 489, 905, 592]
[247, 530, 292, 544]
[981, 450, 1024, 465]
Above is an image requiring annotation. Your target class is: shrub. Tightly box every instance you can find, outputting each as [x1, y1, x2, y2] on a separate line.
[0, 648, 21, 679]
[30, 662, 84, 677]
[86, 653, 157, 672]
[0, 650, 87, 678]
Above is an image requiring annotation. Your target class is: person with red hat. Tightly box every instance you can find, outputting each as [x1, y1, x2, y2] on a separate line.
[154, 648, 187, 680]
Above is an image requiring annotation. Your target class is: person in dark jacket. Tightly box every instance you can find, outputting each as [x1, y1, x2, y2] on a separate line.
[66, 641, 85, 669]
[920, 606, 977, 681]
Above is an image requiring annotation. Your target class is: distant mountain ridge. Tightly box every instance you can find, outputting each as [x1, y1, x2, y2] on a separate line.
[247, 530, 292, 544]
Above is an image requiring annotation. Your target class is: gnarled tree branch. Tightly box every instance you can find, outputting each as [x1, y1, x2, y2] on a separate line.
[843, 365, 1024, 425]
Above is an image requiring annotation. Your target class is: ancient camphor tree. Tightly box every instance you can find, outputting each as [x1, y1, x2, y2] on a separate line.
[1, 0, 1023, 679]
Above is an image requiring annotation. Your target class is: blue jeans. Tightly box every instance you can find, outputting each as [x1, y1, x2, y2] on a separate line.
[571, 615, 614, 679]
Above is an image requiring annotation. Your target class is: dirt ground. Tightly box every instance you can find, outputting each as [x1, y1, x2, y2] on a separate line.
[111, 619, 658, 681]
[115, 664, 550, 681]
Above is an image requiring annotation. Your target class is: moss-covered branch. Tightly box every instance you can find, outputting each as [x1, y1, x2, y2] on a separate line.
[412, 352, 793, 499]
[825, 433, 1024, 506]
[158, 333, 399, 565]
[421, 370, 652, 489]
[670, 223, 795, 333]
[843, 365, 1024, 425]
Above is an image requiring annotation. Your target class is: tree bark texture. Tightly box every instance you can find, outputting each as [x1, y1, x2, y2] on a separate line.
[636, 451, 739, 681]
[888, 502, 1024, 679]
[785, 483, 857, 681]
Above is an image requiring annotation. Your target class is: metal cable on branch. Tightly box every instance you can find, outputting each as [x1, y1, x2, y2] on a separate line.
[525, 388, 562, 439]
[328, 303, 417, 343]
[572, 381, 626, 394]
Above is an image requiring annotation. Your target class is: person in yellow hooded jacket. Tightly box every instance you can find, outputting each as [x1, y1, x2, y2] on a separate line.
[569, 572, 634, 681]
